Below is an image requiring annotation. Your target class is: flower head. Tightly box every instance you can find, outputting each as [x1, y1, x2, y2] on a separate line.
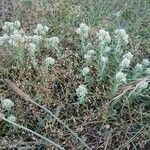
[10, 32, 24, 44]
[87, 50, 96, 55]
[46, 37, 59, 49]
[28, 43, 36, 51]
[120, 57, 131, 68]
[97, 29, 111, 43]
[3, 21, 21, 33]
[115, 29, 129, 44]
[123, 52, 133, 60]
[34, 24, 49, 35]
[84, 50, 96, 62]
[134, 63, 143, 72]
[76, 84, 88, 99]
[76, 23, 90, 38]
[8, 39, 17, 47]
[115, 72, 127, 83]
[1, 98, 14, 110]
[44, 57, 55, 66]
[44, 26, 49, 32]
[2, 22, 16, 33]
[82, 67, 90, 76]
[142, 59, 150, 66]
[84, 54, 91, 61]
[31, 35, 43, 44]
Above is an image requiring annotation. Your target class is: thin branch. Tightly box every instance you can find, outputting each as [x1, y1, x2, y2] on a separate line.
[2, 116, 64, 150]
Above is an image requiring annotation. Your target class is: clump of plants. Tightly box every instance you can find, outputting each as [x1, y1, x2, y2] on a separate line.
[75, 23, 149, 101]
[0, 21, 150, 149]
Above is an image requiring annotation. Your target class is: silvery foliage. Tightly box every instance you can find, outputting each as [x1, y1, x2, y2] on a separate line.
[76, 23, 149, 97]
[0, 21, 61, 70]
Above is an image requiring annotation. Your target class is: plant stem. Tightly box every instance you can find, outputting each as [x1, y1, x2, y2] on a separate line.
[2, 117, 65, 150]
[29, 99, 91, 150]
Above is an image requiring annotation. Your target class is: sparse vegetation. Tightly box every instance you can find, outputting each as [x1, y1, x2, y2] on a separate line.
[0, 0, 150, 149]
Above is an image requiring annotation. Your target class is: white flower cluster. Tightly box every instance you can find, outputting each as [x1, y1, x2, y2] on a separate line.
[46, 37, 59, 49]
[84, 50, 96, 62]
[76, 84, 88, 102]
[120, 58, 131, 68]
[2, 21, 21, 33]
[28, 43, 36, 54]
[8, 30, 25, 46]
[33, 24, 49, 35]
[26, 25, 48, 46]
[1, 98, 17, 123]
[115, 29, 129, 44]
[82, 67, 90, 76]
[28, 35, 43, 45]
[76, 23, 90, 38]
[134, 63, 143, 72]
[123, 52, 133, 60]
[115, 71, 127, 83]
[44, 57, 55, 66]
[0, 21, 25, 47]
[1, 98, 14, 110]
[132, 58, 149, 78]
[97, 29, 111, 43]
[142, 59, 150, 66]
[120, 52, 133, 69]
